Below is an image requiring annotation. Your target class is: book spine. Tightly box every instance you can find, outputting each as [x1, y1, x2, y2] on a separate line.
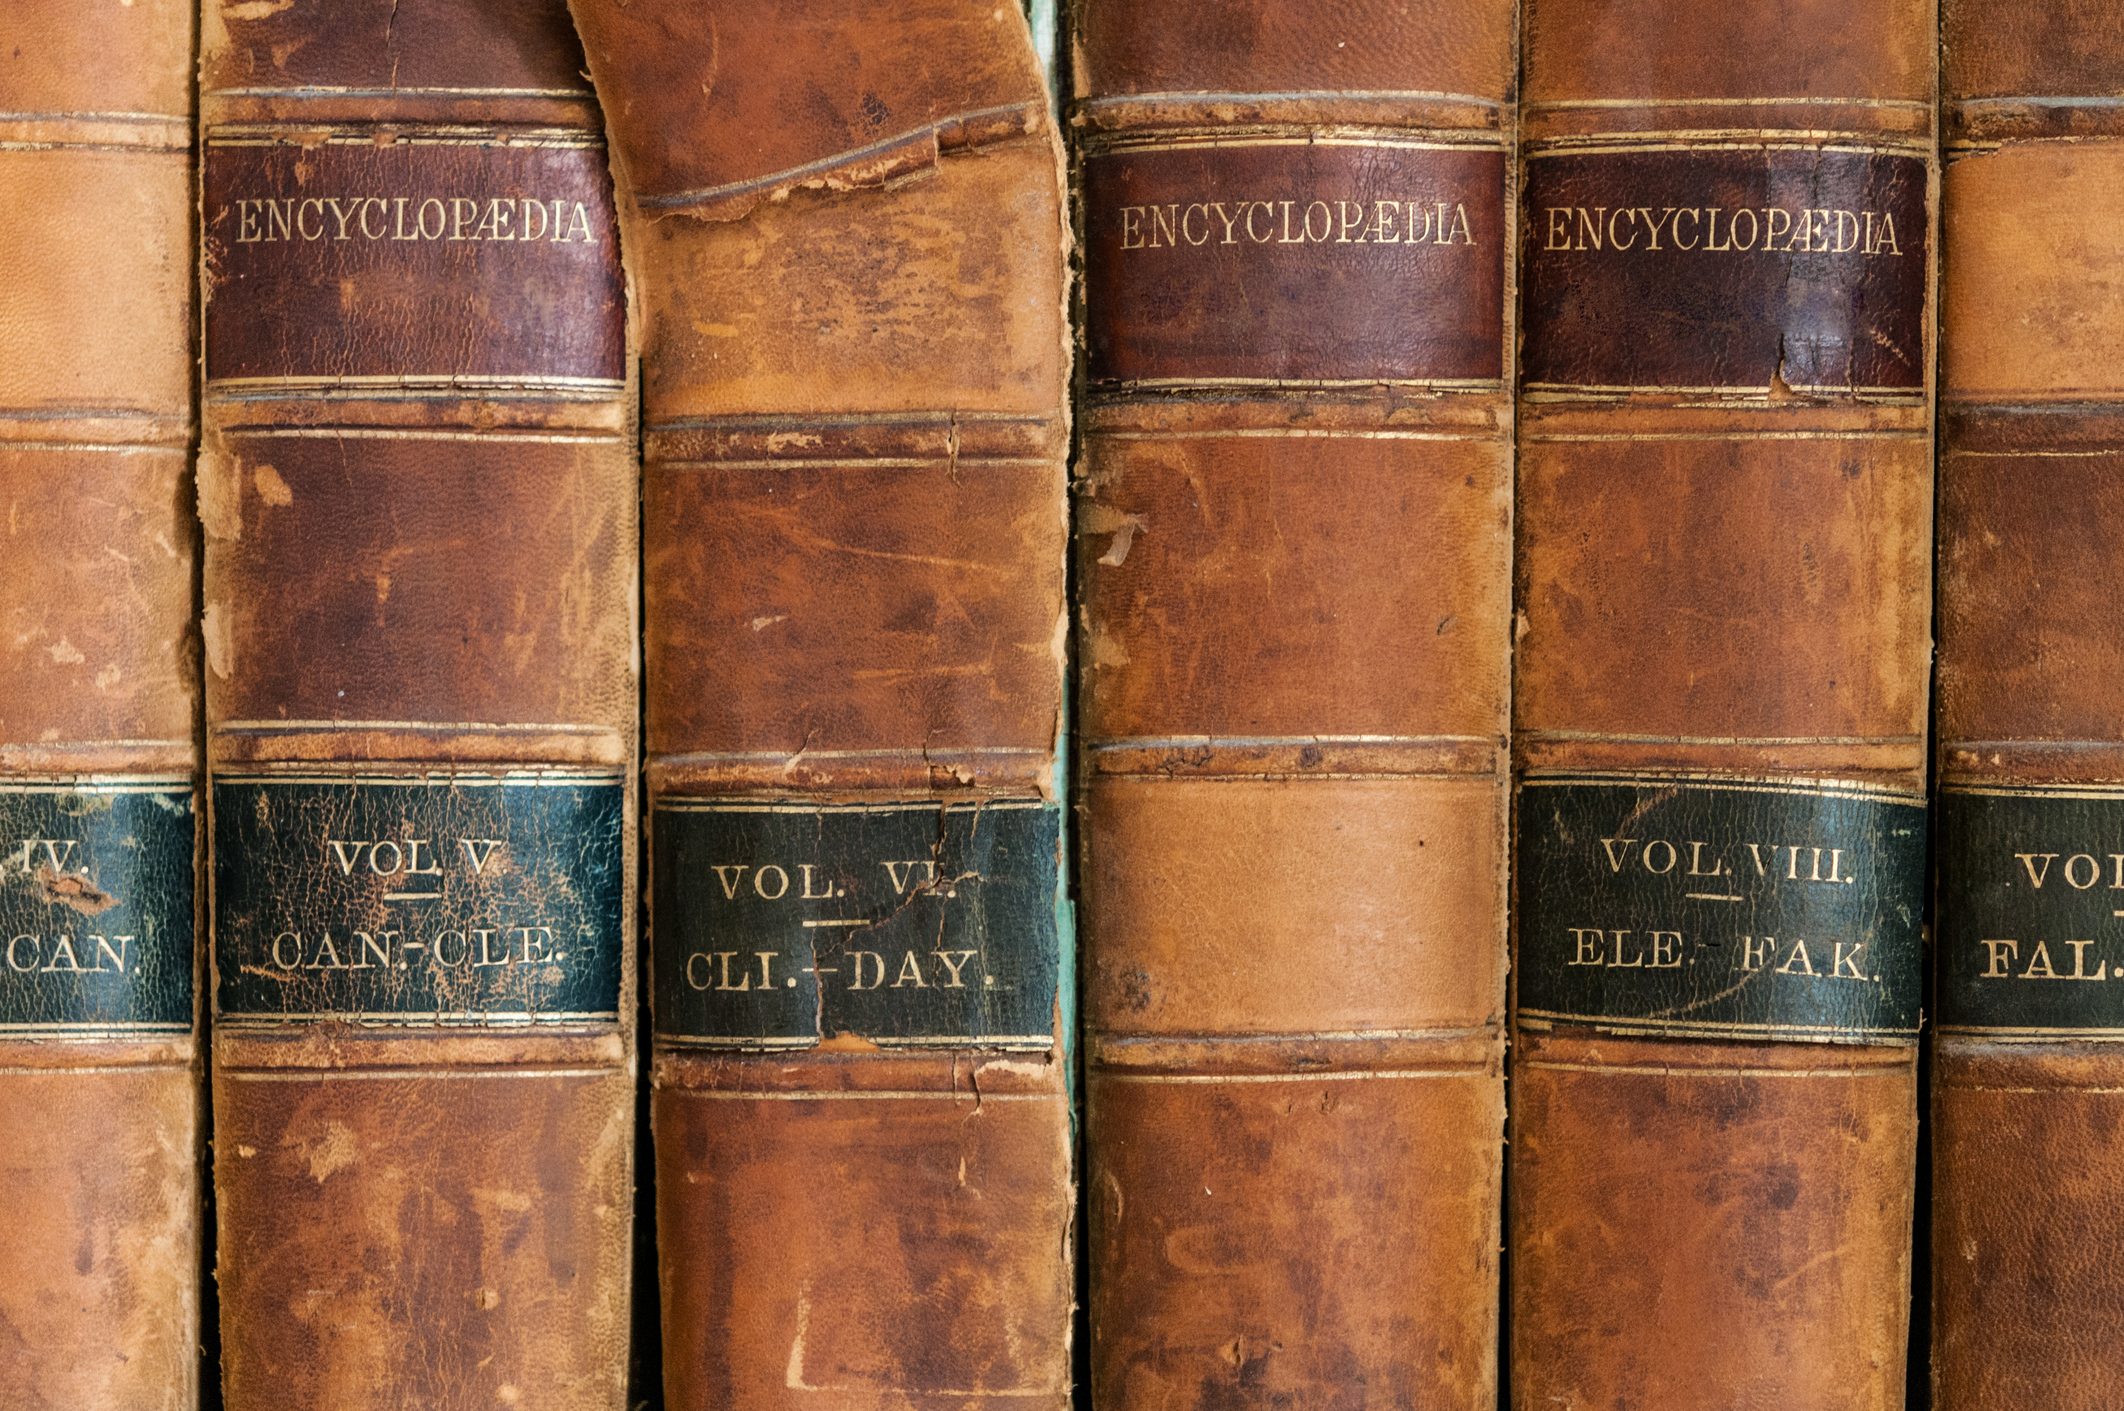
[199, 3, 636, 1406]
[0, 2, 200, 1406]
[1072, 4, 1513, 1405]
[566, 2, 1073, 1405]
[1511, 2, 1935, 1406]
[1933, 7, 2124, 1406]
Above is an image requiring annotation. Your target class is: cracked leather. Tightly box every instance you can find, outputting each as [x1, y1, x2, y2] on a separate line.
[568, 2, 1073, 1407]
[1074, 2, 1514, 1407]
[1932, 4, 2124, 1406]
[1512, 1, 1933, 1407]
[0, 2, 202, 1407]
[199, 2, 638, 1408]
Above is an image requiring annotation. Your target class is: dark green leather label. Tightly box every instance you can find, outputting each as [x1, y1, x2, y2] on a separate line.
[0, 781, 194, 1037]
[214, 772, 625, 1027]
[1938, 785, 2124, 1037]
[652, 799, 1061, 1051]
[1516, 775, 1925, 1043]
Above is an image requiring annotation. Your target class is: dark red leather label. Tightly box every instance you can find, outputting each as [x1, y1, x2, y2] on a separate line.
[1082, 137, 1508, 386]
[1521, 145, 1929, 395]
[203, 134, 625, 390]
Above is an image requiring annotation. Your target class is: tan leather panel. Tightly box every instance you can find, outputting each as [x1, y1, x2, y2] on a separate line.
[0, 448, 196, 752]
[1090, 1068, 1500, 1410]
[1084, 776, 1503, 1035]
[1073, 0, 1513, 104]
[1523, 0, 1933, 105]
[0, 150, 191, 420]
[1511, 1034, 1916, 1411]
[1944, 0, 2124, 101]
[574, 2, 1072, 1404]
[1939, 432, 2124, 752]
[632, 141, 1067, 421]
[1944, 143, 2124, 402]
[213, 1066, 633, 1410]
[1517, 432, 1933, 756]
[647, 458, 1061, 763]
[200, 434, 637, 734]
[0, 0, 193, 115]
[654, 1082, 1073, 1411]
[571, 0, 1045, 207]
[1934, 1045, 2124, 1410]
[1080, 425, 1509, 741]
[0, 1063, 198, 1411]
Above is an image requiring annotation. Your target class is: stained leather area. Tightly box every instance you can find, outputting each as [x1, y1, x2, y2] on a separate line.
[0, 447, 196, 749]
[1090, 1067, 1500, 1411]
[1944, 144, 2124, 402]
[1517, 431, 1933, 747]
[571, 0, 1046, 207]
[1079, 420, 1509, 740]
[201, 432, 636, 731]
[1074, 0, 1513, 102]
[1082, 140, 1507, 386]
[654, 1076, 1073, 1411]
[632, 141, 1067, 421]
[202, 140, 624, 388]
[203, 0, 590, 94]
[646, 457, 1062, 762]
[1525, 0, 1933, 103]
[213, 1066, 634, 1411]
[1512, 1033, 1917, 1411]
[1934, 1045, 2124, 1411]
[0, 1064, 200, 1409]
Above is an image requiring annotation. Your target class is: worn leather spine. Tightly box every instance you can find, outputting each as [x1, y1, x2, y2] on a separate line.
[566, 3, 1073, 1407]
[1932, 7, 2124, 1406]
[1072, 4, 1513, 1406]
[199, 2, 636, 1406]
[0, 3, 200, 1407]
[1512, 3, 1935, 1407]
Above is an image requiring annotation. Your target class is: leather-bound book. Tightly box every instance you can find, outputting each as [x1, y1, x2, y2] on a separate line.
[1073, 4, 1513, 1405]
[199, 2, 636, 1406]
[0, 2, 200, 1406]
[1934, 7, 2124, 1406]
[566, 3, 1073, 1406]
[1512, 2, 1934, 1406]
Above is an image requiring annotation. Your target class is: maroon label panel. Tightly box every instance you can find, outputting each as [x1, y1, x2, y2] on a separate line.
[1521, 146, 1929, 394]
[203, 136, 625, 387]
[1082, 139, 1508, 386]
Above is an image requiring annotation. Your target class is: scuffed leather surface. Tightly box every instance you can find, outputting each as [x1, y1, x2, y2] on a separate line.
[570, 0, 1045, 209]
[0, 3, 200, 1408]
[1513, 1036, 1917, 1411]
[571, 2, 1072, 1406]
[1075, 0, 1511, 104]
[201, 2, 637, 1408]
[215, 1067, 634, 1409]
[1512, 3, 1931, 1406]
[1074, 3, 1513, 1406]
[1933, 12, 2124, 1405]
[0, 1068, 200, 1411]
[655, 1057, 1072, 1411]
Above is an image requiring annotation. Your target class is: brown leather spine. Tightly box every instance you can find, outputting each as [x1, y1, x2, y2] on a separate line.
[566, 3, 1072, 1407]
[199, 3, 636, 1407]
[1932, 8, 2124, 1407]
[1512, 3, 1935, 1408]
[1073, 5, 1513, 1406]
[0, 4, 200, 1408]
